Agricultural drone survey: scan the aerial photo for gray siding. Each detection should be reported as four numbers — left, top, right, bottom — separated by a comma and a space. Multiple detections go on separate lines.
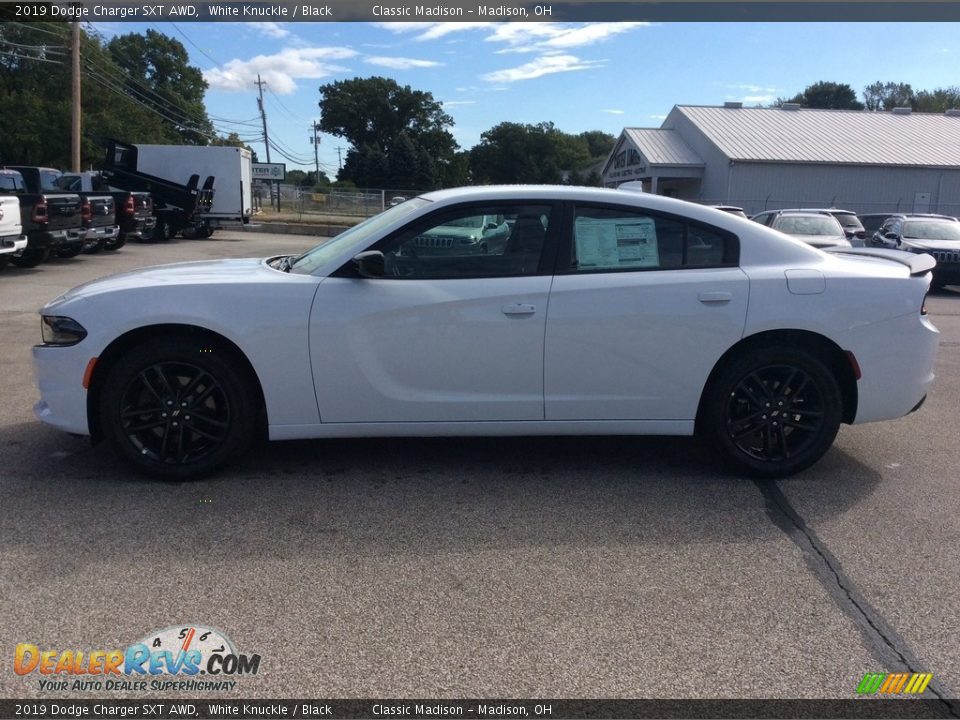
724, 164, 960, 216
663, 109, 733, 202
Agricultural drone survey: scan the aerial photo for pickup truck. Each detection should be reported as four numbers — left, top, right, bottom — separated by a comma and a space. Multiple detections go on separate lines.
57, 171, 154, 248
0, 195, 28, 270
0, 168, 84, 267
7, 166, 119, 256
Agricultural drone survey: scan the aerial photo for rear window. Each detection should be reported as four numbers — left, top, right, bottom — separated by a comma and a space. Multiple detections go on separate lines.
832, 212, 864, 231
775, 215, 843, 236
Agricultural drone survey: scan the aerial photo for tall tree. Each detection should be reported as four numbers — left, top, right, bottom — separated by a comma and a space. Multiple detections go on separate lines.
0, 23, 175, 166
469, 122, 601, 184
913, 87, 960, 113
318, 76, 457, 188
862, 81, 915, 111
107, 29, 213, 144
781, 81, 865, 110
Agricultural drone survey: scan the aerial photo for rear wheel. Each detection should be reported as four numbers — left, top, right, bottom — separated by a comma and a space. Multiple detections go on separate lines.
99, 337, 258, 480
0, 255, 8, 271
153, 218, 171, 242
103, 236, 126, 252
10, 247, 50, 268
701, 347, 842, 478
55, 244, 83, 259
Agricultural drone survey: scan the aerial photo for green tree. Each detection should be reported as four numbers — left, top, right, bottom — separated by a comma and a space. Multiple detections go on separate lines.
913, 87, 960, 113
578, 130, 617, 159
0, 23, 175, 167
318, 76, 457, 188
107, 29, 214, 144
862, 81, 915, 111
780, 81, 865, 110
469, 122, 598, 184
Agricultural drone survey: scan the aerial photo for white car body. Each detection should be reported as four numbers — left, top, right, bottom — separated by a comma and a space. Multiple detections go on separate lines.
33, 186, 939, 478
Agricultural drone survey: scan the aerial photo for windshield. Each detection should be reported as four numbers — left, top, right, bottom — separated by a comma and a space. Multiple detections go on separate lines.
903, 220, 960, 242
776, 215, 843, 236
289, 198, 430, 274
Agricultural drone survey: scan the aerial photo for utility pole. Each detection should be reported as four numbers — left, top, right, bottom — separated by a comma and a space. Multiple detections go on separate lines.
71, 21, 81, 172
254, 74, 273, 209
310, 121, 320, 181
335, 146, 344, 170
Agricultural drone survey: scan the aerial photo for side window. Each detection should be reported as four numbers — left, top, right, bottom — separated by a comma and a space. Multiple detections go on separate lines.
568, 206, 734, 273
378, 204, 553, 280
753, 212, 775, 227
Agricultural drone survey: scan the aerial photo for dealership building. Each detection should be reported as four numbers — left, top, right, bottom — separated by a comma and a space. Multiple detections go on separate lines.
602, 103, 960, 216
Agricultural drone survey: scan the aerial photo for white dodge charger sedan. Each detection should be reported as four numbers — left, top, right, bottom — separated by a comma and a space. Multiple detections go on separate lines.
33, 186, 939, 480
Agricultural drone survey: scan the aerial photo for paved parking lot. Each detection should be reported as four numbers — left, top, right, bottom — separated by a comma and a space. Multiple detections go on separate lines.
1, 230, 958, 705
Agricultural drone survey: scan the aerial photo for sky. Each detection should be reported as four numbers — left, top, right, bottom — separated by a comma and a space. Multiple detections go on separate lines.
91, 21, 960, 177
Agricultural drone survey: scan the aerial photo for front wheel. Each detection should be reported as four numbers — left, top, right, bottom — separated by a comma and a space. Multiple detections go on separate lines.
99, 337, 258, 480
700, 348, 842, 478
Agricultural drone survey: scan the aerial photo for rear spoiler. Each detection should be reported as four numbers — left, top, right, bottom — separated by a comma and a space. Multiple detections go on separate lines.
823, 247, 936, 276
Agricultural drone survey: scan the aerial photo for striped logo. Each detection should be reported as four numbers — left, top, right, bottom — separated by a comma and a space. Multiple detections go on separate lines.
857, 673, 933, 695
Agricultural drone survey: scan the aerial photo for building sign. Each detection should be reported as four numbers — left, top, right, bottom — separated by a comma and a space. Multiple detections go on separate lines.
252, 162, 286, 181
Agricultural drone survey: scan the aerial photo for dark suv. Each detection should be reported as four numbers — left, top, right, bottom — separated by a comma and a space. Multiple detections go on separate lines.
870, 214, 960, 289
753, 207, 866, 245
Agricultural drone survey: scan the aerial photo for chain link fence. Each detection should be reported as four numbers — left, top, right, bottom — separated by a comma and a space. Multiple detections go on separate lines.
253, 184, 428, 222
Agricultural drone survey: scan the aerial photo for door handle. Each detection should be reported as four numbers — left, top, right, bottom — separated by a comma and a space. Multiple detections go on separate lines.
698, 291, 732, 304
502, 303, 536, 316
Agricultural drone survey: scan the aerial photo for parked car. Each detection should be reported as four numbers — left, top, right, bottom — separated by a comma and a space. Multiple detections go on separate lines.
57, 171, 155, 248
858, 213, 894, 239
0, 168, 84, 267
707, 205, 748, 218
34, 186, 938, 480
408, 213, 511, 256
752, 210, 851, 249
753, 207, 865, 245
869, 214, 960, 289
0, 194, 28, 270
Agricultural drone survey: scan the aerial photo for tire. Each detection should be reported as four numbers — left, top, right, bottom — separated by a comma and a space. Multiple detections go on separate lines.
0, 255, 8, 271
99, 336, 258, 480
103, 236, 126, 252
56, 244, 83, 259
83, 239, 104, 254
931, 278, 947, 291
700, 347, 842, 478
10, 247, 50, 268
153, 218, 171, 242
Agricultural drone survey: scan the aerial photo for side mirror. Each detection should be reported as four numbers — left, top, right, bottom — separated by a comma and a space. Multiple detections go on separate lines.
353, 250, 385, 278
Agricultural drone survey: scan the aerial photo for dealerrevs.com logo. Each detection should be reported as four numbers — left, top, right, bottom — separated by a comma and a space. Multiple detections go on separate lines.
14, 625, 261, 693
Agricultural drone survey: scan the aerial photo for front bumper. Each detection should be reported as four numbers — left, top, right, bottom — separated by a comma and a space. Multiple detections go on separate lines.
33, 342, 92, 436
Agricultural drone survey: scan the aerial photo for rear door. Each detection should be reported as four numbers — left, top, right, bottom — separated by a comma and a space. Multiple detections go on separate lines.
544, 202, 749, 421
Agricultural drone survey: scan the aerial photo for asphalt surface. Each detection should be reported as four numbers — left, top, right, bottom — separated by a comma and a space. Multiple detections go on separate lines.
1, 231, 958, 704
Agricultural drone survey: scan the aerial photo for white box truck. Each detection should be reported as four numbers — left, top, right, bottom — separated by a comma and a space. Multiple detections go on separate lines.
131, 144, 253, 234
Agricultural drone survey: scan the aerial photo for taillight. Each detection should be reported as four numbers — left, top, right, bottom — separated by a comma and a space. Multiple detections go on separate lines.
921, 294, 928, 316
81, 199, 92, 224
31, 200, 48, 224
124, 195, 136, 217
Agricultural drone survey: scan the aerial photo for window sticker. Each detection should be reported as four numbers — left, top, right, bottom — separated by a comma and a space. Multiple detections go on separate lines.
575, 216, 659, 269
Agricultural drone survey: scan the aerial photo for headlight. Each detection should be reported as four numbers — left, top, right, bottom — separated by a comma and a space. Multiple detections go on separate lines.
41, 316, 87, 346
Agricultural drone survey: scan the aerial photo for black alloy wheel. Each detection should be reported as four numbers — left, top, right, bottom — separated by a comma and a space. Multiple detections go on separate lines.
100, 338, 257, 479
703, 348, 842, 478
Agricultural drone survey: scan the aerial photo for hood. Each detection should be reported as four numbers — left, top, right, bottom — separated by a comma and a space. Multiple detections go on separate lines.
50, 258, 272, 305
901, 238, 960, 252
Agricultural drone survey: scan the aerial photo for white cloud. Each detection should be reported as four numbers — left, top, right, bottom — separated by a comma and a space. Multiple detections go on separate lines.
443, 100, 477, 107
649, 114, 667, 120
486, 23, 648, 53
481, 54, 605, 83
603, 109, 625, 115
204, 47, 357, 94
364, 56, 443, 70
374, 22, 490, 41
247, 22, 291, 39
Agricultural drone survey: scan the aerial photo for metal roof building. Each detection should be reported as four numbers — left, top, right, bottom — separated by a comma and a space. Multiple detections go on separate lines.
602, 103, 960, 216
